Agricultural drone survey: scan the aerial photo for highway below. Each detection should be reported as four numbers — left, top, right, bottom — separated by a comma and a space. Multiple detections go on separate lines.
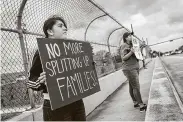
161, 54, 183, 105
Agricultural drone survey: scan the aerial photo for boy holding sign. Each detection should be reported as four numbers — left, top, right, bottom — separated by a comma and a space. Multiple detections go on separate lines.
27, 16, 86, 121
120, 32, 147, 112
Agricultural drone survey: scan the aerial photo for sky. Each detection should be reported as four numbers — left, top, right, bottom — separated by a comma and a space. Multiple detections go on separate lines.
94, 0, 183, 52
2, 0, 183, 73
3, 0, 183, 54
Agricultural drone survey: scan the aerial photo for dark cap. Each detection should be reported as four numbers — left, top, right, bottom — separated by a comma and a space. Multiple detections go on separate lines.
123, 32, 131, 38
123, 32, 132, 43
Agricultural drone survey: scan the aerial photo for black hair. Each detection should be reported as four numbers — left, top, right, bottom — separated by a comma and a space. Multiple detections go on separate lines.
43, 16, 67, 38
123, 32, 131, 43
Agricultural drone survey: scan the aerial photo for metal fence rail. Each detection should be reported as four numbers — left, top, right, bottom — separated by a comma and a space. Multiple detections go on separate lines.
1, 0, 144, 120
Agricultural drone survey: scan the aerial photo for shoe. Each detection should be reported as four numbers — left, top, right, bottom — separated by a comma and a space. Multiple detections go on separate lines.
140, 104, 147, 112
134, 104, 140, 108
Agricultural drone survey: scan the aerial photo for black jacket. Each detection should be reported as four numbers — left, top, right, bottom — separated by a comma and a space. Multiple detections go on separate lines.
27, 50, 47, 93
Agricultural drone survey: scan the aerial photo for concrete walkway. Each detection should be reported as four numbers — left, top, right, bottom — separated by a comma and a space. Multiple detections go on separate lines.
87, 59, 155, 121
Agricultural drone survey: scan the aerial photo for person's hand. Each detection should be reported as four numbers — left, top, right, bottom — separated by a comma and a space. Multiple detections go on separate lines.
33, 90, 38, 96
130, 47, 135, 53
38, 72, 46, 84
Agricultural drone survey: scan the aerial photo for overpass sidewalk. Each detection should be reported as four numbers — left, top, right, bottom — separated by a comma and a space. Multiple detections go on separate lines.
87, 59, 155, 121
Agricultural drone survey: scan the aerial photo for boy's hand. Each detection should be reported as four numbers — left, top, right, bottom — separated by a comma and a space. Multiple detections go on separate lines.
130, 47, 135, 53
38, 72, 46, 84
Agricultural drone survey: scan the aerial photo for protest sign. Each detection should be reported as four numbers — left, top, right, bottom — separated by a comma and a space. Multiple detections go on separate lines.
141, 41, 147, 59
142, 47, 147, 58
37, 38, 100, 110
132, 38, 143, 60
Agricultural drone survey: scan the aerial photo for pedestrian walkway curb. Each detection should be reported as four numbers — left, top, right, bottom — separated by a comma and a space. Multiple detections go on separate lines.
145, 58, 183, 121
160, 57, 183, 114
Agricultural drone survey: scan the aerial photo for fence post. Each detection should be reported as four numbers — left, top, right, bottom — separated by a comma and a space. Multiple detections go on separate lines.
17, 0, 35, 108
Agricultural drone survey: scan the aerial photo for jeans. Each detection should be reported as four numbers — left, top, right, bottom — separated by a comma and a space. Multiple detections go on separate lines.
123, 69, 143, 104
142, 60, 146, 68
43, 99, 86, 121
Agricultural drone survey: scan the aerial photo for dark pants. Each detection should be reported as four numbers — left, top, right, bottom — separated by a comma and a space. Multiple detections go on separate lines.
43, 99, 86, 121
123, 69, 143, 104
142, 60, 146, 68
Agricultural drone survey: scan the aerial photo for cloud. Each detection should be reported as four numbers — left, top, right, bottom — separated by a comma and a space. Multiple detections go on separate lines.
127, 13, 147, 27
96, 0, 183, 52
168, 12, 183, 25
123, 0, 160, 15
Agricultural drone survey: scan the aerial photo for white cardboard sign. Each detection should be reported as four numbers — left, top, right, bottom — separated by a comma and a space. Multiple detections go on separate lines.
132, 38, 143, 60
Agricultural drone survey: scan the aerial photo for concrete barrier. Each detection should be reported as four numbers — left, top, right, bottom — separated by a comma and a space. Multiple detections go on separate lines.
83, 69, 127, 115
145, 58, 183, 121
8, 59, 151, 121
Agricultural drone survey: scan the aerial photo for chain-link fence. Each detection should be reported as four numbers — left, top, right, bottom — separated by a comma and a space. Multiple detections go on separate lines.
1, 0, 147, 120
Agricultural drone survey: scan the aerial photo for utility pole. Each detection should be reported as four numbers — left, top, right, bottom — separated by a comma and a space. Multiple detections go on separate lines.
146, 38, 148, 45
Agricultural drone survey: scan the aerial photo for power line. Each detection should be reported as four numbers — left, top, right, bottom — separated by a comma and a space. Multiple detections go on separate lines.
149, 37, 183, 47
